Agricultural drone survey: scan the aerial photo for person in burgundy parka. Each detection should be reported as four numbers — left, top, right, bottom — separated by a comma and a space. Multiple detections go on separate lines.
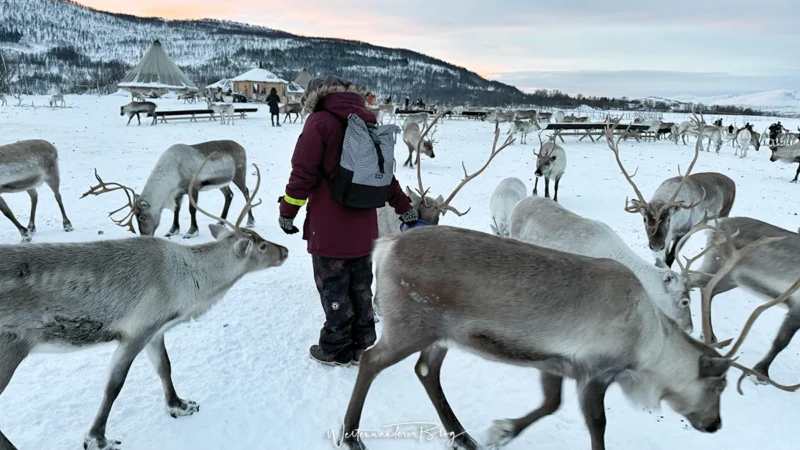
278, 75, 418, 366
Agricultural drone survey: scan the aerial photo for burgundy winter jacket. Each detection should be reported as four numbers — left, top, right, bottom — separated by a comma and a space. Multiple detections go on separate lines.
279, 86, 412, 259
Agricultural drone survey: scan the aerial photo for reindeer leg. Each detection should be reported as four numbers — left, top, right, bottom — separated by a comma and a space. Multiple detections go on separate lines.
553, 176, 561, 203
45, 176, 72, 232
544, 177, 550, 198
792, 163, 800, 183
146, 334, 199, 417
219, 186, 234, 221
84, 339, 149, 450
533, 178, 539, 196
166, 194, 183, 238
750, 310, 800, 383
414, 346, 480, 450
340, 333, 436, 450
26, 189, 38, 233
0, 196, 31, 243
579, 377, 613, 450
403, 152, 413, 168
489, 372, 563, 448
0, 335, 29, 450
664, 236, 682, 268
232, 175, 255, 227
126, 114, 133, 126
136, 112, 141, 126
184, 188, 200, 239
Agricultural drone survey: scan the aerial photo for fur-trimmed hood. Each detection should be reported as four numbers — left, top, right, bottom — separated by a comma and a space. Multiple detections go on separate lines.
301, 76, 368, 114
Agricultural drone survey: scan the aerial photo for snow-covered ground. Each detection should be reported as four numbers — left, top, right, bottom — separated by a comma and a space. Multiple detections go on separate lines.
0, 94, 799, 450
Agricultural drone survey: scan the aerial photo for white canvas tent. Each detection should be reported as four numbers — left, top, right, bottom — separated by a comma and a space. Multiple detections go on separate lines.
294, 69, 312, 89
118, 40, 198, 92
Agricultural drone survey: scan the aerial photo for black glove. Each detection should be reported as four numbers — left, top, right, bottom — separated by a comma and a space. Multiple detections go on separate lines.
398, 208, 418, 225
279, 216, 300, 235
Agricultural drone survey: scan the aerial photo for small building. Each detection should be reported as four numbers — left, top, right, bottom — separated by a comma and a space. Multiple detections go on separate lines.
118, 40, 198, 96
294, 68, 312, 90
232, 67, 288, 100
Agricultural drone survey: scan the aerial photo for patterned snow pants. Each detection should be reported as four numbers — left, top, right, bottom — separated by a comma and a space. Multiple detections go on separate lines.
312, 255, 376, 361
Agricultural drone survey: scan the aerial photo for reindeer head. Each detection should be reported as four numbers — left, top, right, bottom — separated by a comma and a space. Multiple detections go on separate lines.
660, 349, 730, 433
208, 224, 288, 270
654, 258, 693, 332
405, 186, 443, 224
769, 145, 781, 162
606, 115, 705, 256
534, 133, 559, 178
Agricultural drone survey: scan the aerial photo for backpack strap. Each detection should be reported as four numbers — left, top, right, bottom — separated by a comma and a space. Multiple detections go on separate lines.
320, 108, 387, 174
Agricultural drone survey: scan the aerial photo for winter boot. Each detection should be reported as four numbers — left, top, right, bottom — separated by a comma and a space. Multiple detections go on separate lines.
309, 345, 351, 367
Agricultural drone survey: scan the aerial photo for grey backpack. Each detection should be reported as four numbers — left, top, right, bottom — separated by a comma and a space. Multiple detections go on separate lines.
322, 108, 401, 209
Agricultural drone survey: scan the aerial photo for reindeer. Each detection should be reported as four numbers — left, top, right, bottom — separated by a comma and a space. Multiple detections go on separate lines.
0, 94, 6, 106
513, 110, 537, 121
178, 91, 198, 104
769, 142, 800, 182
401, 121, 436, 168
403, 112, 429, 129
206, 100, 235, 125
378, 117, 513, 236
574, 116, 590, 122
533, 133, 567, 202
48, 94, 65, 108
507, 119, 540, 144
483, 109, 515, 124
0, 158, 289, 450
675, 217, 800, 385
131, 92, 145, 102
552, 110, 566, 123
606, 117, 736, 267
735, 127, 752, 158
337, 224, 798, 450
536, 111, 553, 123
657, 122, 675, 140
0, 140, 73, 243
120, 101, 157, 126
81, 140, 256, 239
374, 102, 396, 124
510, 196, 692, 331
283, 102, 305, 124
489, 177, 527, 237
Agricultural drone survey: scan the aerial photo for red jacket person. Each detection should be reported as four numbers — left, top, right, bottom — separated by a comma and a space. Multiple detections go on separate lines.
278, 75, 417, 366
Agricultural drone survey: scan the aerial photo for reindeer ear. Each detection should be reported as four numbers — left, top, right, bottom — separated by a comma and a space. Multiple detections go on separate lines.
435, 195, 444, 204
233, 239, 253, 258
406, 188, 421, 203
699, 354, 732, 378
628, 199, 641, 208
550, 155, 557, 161
208, 223, 228, 239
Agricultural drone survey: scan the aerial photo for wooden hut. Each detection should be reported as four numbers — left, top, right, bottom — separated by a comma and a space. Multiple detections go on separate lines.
232, 68, 288, 101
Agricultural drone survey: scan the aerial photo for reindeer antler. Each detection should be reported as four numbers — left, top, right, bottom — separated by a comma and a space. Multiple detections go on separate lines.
656, 113, 705, 218
188, 152, 261, 230
440, 121, 514, 216
604, 120, 647, 213
414, 112, 445, 207
80, 169, 139, 234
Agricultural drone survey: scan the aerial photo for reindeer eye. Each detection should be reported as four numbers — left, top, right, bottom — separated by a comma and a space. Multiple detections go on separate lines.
258, 243, 268, 252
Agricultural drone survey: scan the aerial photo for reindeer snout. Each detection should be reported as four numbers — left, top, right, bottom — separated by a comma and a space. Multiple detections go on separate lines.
534, 170, 542, 177
278, 245, 289, 261
704, 418, 721, 433
429, 153, 435, 158
648, 241, 665, 252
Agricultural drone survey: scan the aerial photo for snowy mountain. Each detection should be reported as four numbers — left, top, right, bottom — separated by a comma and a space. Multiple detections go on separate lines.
0, 0, 527, 104
643, 90, 800, 115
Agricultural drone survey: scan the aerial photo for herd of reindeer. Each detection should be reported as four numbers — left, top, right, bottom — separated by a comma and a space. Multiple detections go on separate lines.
1, 101, 800, 450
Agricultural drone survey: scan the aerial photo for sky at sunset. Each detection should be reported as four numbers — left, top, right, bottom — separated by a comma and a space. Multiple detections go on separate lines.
77, 0, 800, 98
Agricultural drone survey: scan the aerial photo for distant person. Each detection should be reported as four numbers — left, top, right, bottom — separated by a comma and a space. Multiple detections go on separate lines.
404, 97, 409, 110
267, 87, 281, 127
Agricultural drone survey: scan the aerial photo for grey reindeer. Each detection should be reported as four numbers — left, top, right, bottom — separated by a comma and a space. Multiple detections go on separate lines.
401, 121, 436, 168
377, 116, 513, 237
679, 217, 800, 382
532, 132, 567, 202
510, 195, 693, 333
607, 118, 736, 267
0, 158, 288, 450
120, 101, 157, 126
0, 139, 73, 242
769, 142, 800, 182
337, 225, 798, 450
81, 140, 256, 238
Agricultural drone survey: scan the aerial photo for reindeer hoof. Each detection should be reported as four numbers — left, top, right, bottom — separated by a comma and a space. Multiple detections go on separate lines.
451, 433, 481, 450
64, 223, 73, 232
488, 419, 517, 448
19, 232, 32, 243
27, 225, 36, 234
182, 230, 199, 239
168, 399, 199, 418
84, 436, 122, 450
748, 373, 769, 386
339, 436, 368, 450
